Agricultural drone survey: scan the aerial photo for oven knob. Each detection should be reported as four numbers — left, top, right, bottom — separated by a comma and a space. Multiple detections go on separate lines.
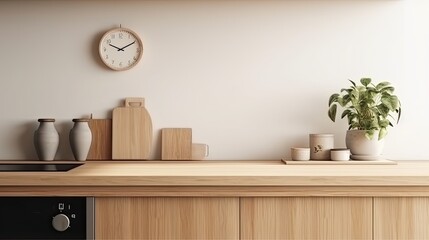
52, 213, 70, 232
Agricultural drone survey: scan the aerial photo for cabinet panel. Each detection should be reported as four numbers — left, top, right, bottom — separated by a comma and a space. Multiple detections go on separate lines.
241, 197, 372, 240
374, 197, 429, 239
95, 197, 239, 239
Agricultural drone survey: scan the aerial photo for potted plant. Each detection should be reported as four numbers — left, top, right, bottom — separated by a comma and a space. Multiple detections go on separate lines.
328, 78, 401, 160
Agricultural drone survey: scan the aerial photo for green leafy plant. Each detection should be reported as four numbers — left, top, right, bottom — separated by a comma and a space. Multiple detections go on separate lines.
328, 78, 401, 140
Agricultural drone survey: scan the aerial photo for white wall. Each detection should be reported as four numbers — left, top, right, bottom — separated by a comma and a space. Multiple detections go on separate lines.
0, 0, 425, 160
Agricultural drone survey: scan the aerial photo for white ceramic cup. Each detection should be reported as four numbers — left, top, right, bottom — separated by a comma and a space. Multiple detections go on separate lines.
192, 143, 209, 160
291, 147, 310, 161
330, 148, 350, 161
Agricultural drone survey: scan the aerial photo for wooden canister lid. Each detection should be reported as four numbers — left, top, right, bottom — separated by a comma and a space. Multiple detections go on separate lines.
38, 118, 55, 122
72, 118, 90, 122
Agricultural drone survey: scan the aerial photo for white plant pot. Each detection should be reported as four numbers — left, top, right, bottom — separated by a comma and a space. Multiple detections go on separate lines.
345, 130, 384, 160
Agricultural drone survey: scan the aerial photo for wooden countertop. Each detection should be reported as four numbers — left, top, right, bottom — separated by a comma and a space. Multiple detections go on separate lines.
1, 160, 429, 187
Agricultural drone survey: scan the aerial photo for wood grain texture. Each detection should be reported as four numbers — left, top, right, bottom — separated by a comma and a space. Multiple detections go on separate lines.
2, 160, 429, 187
5, 186, 429, 197
161, 128, 192, 160
87, 119, 112, 160
95, 197, 239, 239
241, 197, 372, 240
112, 100, 153, 160
374, 197, 429, 239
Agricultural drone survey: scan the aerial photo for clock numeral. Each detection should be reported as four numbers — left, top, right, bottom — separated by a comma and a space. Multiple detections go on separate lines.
119, 33, 123, 39
128, 60, 131, 66
136, 47, 140, 53
105, 54, 109, 59
103, 47, 107, 52
119, 62, 123, 67
106, 39, 111, 44
133, 56, 137, 61
111, 60, 115, 65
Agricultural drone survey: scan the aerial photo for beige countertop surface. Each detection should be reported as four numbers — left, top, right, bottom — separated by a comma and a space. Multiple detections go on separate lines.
1, 160, 429, 187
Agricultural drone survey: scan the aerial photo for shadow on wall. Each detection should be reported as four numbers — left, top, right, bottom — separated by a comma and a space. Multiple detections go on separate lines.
16, 121, 38, 160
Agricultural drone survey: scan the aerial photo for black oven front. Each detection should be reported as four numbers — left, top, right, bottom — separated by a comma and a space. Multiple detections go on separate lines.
0, 197, 94, 239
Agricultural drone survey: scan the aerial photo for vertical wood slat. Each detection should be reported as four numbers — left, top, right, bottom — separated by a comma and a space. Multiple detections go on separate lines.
374, 197, 429, 239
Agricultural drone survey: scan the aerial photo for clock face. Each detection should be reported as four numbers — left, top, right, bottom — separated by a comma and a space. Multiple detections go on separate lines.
99, 28, 143, 71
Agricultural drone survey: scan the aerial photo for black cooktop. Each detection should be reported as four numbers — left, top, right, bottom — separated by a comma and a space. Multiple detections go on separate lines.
0, 164, 83, 172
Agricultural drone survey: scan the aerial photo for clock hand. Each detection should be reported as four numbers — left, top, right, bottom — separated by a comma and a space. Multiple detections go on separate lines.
118, 41, 136, 51
109, 44, 124, 51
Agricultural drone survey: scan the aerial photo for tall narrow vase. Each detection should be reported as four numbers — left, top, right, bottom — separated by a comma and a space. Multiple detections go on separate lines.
34, 118, 59, 161
69, 119, 92, 161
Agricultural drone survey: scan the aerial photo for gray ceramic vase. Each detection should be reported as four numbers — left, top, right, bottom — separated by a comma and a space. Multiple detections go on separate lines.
34, 118, 59, 161
69, 118, 92, 161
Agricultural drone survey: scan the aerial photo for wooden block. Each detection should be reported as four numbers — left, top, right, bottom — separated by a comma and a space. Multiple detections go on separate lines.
87, 119, 112, 160
162, 128, 192, 160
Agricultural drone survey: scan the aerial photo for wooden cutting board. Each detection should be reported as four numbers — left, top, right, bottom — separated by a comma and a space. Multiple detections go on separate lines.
112, 98, 153, 160
161, 128, 192, 160
87, 119, 112, 160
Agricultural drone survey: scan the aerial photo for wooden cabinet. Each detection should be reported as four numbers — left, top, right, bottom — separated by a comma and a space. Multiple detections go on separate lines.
240, 197, 372, 240
95, 197, 239, 239
93, 196, 429, 240
374, 197, 429, 240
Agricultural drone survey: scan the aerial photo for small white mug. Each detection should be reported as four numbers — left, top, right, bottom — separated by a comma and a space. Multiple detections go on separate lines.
330, 148, 350, 161
192, 143, 209, 160
291, 147, 310, 161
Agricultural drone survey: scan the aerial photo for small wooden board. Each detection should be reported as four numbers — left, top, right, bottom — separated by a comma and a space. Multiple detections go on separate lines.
161, 128, 192, 160
87, 119, 112, 160
281, 159, 397, 165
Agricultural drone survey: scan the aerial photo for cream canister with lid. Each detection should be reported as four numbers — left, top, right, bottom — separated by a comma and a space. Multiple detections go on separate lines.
309, 134, 334, 160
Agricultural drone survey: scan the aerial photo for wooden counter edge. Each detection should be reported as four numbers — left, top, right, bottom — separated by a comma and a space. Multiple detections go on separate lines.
2, 186, 429, 197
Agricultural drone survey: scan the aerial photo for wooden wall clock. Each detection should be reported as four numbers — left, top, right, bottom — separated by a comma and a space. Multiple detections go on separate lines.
99, 27, 143, 71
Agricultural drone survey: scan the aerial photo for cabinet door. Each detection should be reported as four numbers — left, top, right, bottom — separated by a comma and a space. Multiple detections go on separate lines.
241, 197, 372, 240
95, 197, 239, 240
374, 197, 429, 239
